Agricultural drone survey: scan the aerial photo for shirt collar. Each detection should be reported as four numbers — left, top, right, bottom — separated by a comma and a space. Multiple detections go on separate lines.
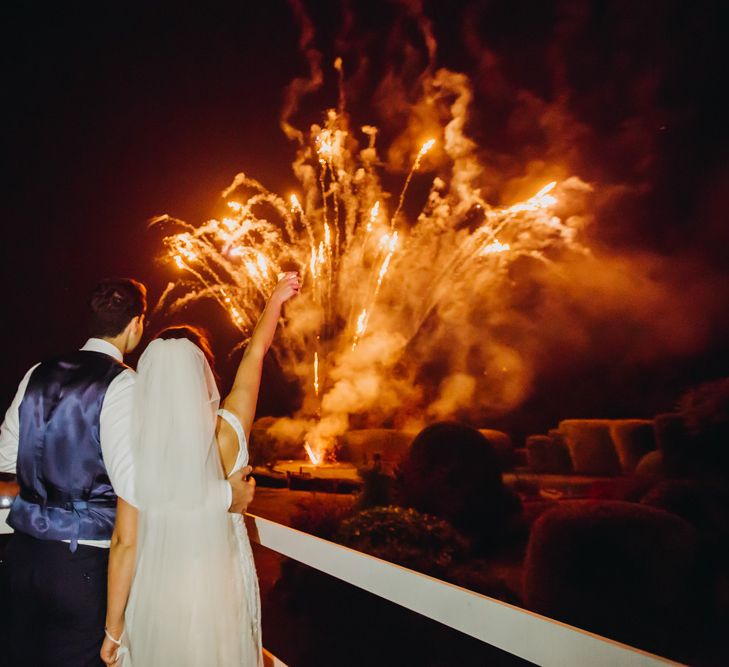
80, 338, 124, 363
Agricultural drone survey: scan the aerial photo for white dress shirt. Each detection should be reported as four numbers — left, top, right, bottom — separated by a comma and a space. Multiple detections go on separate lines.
0, 338, 233, 547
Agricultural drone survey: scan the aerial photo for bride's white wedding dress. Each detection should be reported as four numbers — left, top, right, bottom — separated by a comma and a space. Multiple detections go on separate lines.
119, 339, 262, 666
218, 407, 263, 665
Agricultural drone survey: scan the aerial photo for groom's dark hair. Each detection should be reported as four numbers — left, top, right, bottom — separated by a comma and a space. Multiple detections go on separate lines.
88, 278, 147, 337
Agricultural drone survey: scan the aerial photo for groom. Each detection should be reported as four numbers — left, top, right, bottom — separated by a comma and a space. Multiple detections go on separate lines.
0, 278, 256, 667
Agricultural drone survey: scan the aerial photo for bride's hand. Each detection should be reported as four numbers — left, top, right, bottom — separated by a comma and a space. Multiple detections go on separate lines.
100, 631, 122, 666
270, 272, 300, 306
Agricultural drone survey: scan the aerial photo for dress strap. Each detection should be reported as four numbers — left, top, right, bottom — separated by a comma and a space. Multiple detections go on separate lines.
217, 408, 249, 472
217, 408, 246, 448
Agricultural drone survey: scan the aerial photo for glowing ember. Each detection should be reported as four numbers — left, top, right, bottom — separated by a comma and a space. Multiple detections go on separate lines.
313, 352, 319, 397
416, 138, 435, 164
356, 309, 367, 335
304, 441, 320, 465
507, 181, 558, 213
370, 201, 380, 222
481, 239, 511, 255
351, 308, 368, 350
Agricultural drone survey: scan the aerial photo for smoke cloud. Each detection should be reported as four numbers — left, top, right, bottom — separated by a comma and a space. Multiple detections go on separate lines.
157, 1, 727, 457
268, 1, 728, 448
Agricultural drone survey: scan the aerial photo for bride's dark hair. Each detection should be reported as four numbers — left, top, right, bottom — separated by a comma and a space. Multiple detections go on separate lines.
154, 325, 220, 388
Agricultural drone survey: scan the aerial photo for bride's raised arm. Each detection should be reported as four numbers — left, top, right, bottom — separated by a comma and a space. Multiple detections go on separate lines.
220, 272, 300, 445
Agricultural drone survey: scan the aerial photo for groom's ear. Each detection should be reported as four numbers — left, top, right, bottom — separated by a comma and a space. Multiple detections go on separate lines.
124, 314, 145, 353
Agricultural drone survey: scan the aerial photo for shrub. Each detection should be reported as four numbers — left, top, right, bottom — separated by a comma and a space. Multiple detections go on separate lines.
289, 495, 357, 541
558, 419, 621, 475
678, 377, 729, 436
526, 434, 572, 473
523, 500, 703, 660
641, 480, 729, 539
275, 504, 524, 665
609, 419, 656, 473
676, 377, 729, 479
395, 421, 522, 553
635, 449, 665, 476
336, 506, 468, 577
477, 429, 515, 471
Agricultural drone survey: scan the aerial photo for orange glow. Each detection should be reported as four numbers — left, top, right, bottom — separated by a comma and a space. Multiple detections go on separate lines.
313, 352, 319, 397
351, 308, 368, 350
481, 239, 511, 255
310, 247, 317, 278
370, 201, 380, 221
418, 138, 435, 159
244, 260, 259, 280
507, 181, 558, 213
304, 441, 320, 465
316, 129, 334, 162
256, 253, 268, 274
366, 201, 379, 232
356, 309, 367, 335
155, 101, 583, 463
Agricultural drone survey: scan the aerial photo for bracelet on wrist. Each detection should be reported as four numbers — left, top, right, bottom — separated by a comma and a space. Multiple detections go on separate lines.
104, 627, 124, 646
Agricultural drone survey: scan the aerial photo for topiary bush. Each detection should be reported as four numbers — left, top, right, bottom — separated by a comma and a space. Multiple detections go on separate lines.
523, 500, 703, 661
336, 506, 468, 577
641, 479, 729, 539
609, 419, 656, 473
557, 419, 622, 475
395, 421, 522, 554
525, 434, 573, 473
478, 429, 515, 471
635, 449, 665, 476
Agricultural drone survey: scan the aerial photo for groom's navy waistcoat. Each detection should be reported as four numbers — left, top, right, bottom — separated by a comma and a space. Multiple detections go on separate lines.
8, 350, 126, 551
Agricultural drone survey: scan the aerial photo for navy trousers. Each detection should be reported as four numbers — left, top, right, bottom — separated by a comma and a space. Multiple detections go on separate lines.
3, 531, 108, 667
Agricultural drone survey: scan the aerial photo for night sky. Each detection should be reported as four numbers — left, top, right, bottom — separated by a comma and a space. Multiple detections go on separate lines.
2, 0, 728, 433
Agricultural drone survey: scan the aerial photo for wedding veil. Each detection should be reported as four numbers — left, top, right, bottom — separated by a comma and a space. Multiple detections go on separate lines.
123, 338, 243, 666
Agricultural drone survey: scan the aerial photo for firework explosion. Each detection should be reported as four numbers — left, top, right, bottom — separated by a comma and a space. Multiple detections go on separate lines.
154, 72, 591, 463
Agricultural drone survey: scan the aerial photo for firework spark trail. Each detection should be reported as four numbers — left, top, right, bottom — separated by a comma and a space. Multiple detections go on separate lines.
390, 139, 435, 231
155, 87, 589, 462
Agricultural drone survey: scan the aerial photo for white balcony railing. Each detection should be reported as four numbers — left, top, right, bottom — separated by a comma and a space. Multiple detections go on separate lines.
1, 507, 685, 667
244, 513, 683, 667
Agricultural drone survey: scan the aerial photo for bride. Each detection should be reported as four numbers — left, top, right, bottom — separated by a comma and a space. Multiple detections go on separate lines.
101, 272, 300, 666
